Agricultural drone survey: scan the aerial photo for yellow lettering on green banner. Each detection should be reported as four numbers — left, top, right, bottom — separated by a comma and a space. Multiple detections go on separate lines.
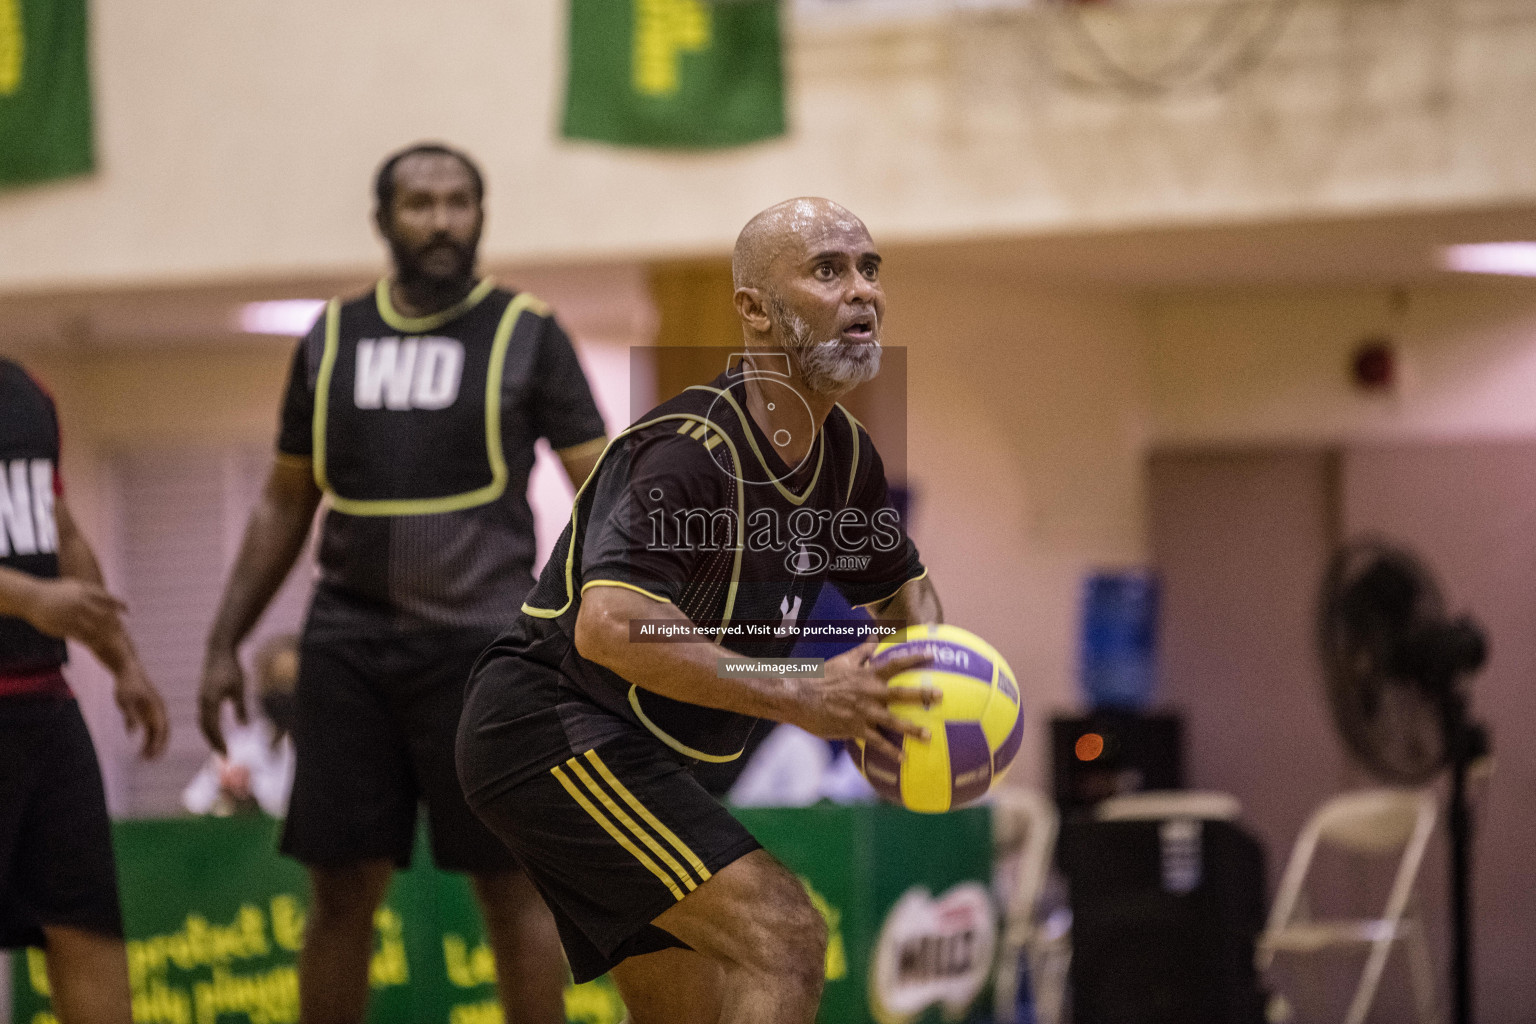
133, 977, 193, 1024
26, 948, 51, 996
0, 0, 21, 97
191, 965, 297, 1024
442, 934, 497, 988
270, 894, 306, 952
368, 907, 409, 988
449, 1001, 503, 1024
799, 876, 848, 981
564, 976, 627, 1024
632, 0, 710, 98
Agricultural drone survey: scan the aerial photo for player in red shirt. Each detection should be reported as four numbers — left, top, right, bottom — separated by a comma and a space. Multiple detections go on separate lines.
0, 357, 168, 1024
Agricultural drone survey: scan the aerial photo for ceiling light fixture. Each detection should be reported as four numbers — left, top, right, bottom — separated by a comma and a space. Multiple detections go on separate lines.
237, 299, 327, 335
1443, 243, 1536, 277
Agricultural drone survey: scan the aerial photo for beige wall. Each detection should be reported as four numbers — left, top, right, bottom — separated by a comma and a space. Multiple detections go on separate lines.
882, 261, 1152, 788
1149, 278, 1536, 446
1, 0, 1533, 291
5, 258, 1155, 795
17, 262, 1536, 801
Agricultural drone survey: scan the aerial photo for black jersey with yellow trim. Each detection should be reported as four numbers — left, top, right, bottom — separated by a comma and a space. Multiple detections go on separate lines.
501, 366, 925, 763
0, 359, 67, 675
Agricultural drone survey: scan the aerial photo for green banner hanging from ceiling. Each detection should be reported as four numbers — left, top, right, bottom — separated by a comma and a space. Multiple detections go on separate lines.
562, 0, 785, 150
0, 0, 93, 187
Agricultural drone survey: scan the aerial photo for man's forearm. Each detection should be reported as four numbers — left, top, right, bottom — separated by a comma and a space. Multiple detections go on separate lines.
0, 565, 42, 620
576, 589, 800, 721
871, 574, 942, 628
206, 475, 318, 652
55, 502, 140, 674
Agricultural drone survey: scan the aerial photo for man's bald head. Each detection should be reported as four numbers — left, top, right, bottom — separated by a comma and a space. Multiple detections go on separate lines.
730, 198, 886, 397
732, 197, 871, 291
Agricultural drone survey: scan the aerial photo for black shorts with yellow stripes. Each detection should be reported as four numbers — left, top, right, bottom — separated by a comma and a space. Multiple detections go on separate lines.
456, 656, 761, 983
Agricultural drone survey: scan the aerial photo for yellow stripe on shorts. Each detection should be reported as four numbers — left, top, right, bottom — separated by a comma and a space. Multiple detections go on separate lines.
550, 763, 685, 900
584, 750, 712, 883
567, 760, 700, 893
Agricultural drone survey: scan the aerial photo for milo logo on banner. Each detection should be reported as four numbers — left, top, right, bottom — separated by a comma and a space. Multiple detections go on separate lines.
869, 883, 997, 1024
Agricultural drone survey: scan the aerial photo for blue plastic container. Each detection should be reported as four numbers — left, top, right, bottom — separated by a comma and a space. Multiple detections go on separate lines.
1079, 570, 1161, 710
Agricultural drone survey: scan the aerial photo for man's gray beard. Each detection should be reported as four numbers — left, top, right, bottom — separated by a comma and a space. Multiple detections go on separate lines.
767, 294, 881, 396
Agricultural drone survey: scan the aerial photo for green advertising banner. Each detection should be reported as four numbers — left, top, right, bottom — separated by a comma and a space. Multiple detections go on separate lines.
0, 0, 93, 186
11, 806, 995, 1024
562, 0, 785, 149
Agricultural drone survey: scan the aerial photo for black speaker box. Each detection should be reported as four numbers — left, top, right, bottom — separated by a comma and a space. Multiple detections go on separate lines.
1058, 817, 1268, 1024
1051, 712, 1183, 813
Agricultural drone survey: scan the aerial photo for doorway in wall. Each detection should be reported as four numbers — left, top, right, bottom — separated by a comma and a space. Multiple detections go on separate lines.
1149, 443, 1536, 1024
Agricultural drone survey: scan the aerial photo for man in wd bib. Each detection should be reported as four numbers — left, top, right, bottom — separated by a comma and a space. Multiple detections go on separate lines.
199, 144, 606, 1024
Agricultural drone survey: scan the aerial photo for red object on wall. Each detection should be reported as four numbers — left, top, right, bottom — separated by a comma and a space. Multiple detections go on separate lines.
1351, 335, 1397, 391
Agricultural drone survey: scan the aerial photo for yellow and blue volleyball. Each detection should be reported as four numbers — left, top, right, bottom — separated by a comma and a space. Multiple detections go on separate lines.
854, 623, 1023, 814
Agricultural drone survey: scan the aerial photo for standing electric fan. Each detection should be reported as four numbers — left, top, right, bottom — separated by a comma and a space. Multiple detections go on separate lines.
1317, 539, 1491, 1024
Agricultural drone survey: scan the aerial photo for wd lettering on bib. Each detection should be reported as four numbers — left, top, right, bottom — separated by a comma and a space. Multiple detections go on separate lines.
0, 459, 56, 557
354, 337, 464, 411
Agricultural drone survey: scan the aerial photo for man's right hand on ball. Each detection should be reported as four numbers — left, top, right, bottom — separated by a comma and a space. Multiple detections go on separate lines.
782, 636, 939, 764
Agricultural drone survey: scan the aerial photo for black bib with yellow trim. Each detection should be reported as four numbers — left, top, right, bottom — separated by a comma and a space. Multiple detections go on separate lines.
313, 279, 548, 516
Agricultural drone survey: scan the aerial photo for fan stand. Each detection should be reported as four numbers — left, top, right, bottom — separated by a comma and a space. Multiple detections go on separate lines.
1443, 689, 1489, 1024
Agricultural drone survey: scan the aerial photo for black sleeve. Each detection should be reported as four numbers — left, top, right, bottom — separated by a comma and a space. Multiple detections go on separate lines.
828, 432, 926, 608
18, 365, 65, 495
579, 432, 734, 605
529, 316, 606, 451
275, 330, 317, 457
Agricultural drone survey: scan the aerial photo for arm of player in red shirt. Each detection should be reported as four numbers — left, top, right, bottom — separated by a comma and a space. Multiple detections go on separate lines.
54, 496, 171, 760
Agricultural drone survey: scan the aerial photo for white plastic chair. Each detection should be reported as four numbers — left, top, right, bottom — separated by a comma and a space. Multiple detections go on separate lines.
992, 789, 1069, 1024
1257, 788, 1438, 1024
1096, 789, 1242, 822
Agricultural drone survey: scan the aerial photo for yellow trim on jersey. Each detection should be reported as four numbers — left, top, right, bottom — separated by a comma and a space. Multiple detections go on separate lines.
274, 451, 313, 469
521, 411, 746, 632
555, 435, 610, 461
374, 276, 499, 333
580, 579, 671, 604
312, 291, 543, 516
628, 686, 744, 763
551, 764, 685, 900
310, 298, 343, 498
585, 750, 712, 882
851, 567, 929, 610
684, 385, 824, 507
837, 404, 863, 505
566, 759, 700, 893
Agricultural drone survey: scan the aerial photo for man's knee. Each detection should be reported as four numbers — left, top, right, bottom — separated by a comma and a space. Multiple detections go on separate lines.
772, 888, 828, 987
654, 850, 827, 990
729, 859, 827, 983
